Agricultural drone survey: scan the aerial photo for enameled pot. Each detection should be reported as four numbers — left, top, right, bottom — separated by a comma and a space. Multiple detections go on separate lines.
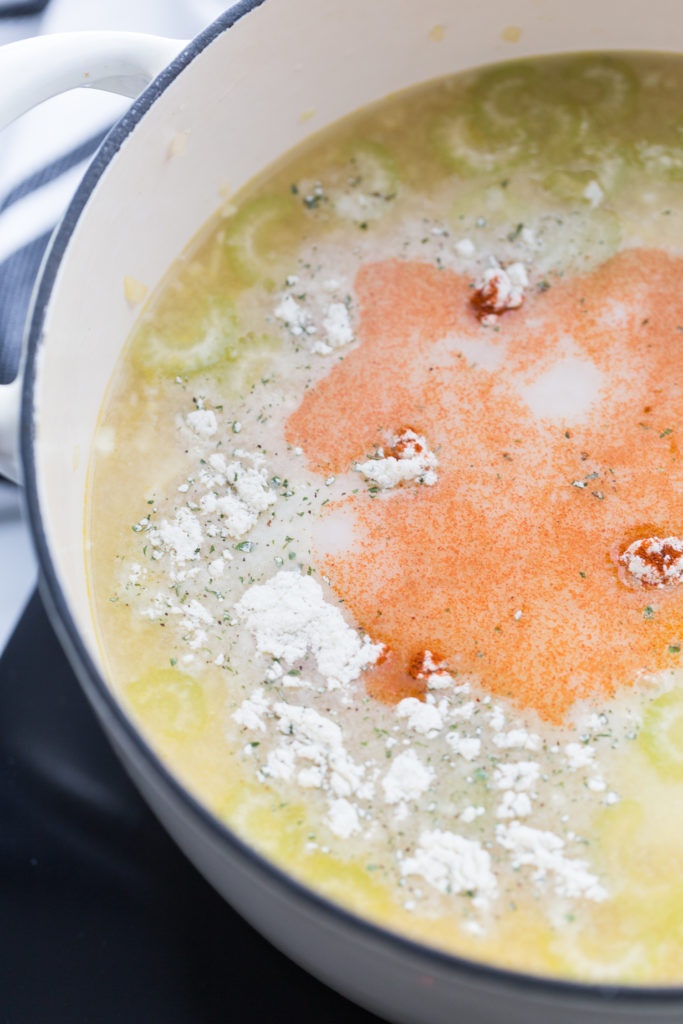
3, 3, 683, 1021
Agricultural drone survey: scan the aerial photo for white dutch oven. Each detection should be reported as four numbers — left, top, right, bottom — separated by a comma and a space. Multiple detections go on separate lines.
3, 2, 683, 1021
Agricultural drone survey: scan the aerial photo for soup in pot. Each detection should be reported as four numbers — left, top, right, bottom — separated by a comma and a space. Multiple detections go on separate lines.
88, 52, 683, 982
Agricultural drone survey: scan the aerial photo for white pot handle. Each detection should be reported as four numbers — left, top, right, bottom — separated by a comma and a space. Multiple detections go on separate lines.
0, 30, 188, 482
0, 31, 186, 129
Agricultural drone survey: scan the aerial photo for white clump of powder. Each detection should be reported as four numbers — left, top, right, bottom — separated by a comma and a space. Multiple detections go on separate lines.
496, 821, 607, 902
446, 733, 481, 762
233, 686, 271, 732
273, 294, 312, 336
266, 702, 368, 800
565, 742, 595, 771
488, 705, 506, 732
177, 598, 214, 649
186, 408, 218, 437
354, 429, 438, 489
426, 670, 454, 690
493, 761, 540, 791
153, 507, 203, 563
321, 302, 354, 350
382, 749, 434, 804
493, 729, 542, 752
472, 262, 528, 325
274, 287, 355, 355
401, 829, 498, 905
326, 797, 361, 838
454, 238, 476, 258
213, 457, 277, 538
128, 563, 145, 585
619, 536, 683, 587
234, 571, 383, 689
460, 805, 485, 824
496, 790, 533, 819
150, 449, 276, 566
395, 697, 444, 736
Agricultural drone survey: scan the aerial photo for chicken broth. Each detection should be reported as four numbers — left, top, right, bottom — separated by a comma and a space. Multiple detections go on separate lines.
89, 53, 683, 982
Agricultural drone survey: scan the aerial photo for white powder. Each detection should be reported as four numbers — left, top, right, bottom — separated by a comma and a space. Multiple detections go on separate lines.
274, 286, 355, 355
274, 294, 311, 336
181, 599, 214, 626
266, 702, 368, 801
472, 263, 527, 324
153, 507, 203, 563
454, 238, 476, 257
426, 670, 454, 690
493, 729, 542, 752
177, 598, 214, 649
186, 409, 218, 437
214, 493, 257, 538
234, 571, 383, 689
446, 733, 481, 762
496, 790, 533, 819
233, 686, 271, 732
450, 700, 477, 722
298, 765, 325, 788
488, 706, 506, 732
619, 536, 683, 587
327, 797, 361, 838
209, 457, 277, 539
382, 749, 434, 804
401, 829, 498, 905
355, 429, 438, 489
263, 743, 297, 781
228, 459, 276, 513
565, 743, 595, 771
128, 563, 144, 585
496, 821, 607, 902
321, 302, 354, 349
396, 697, 444, 735
493, 761, 540, 791
149, 448, 276, 572
460, 805, 485, 824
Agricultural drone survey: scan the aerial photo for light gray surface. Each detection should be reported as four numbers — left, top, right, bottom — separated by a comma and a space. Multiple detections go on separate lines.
0, 480, 36, 655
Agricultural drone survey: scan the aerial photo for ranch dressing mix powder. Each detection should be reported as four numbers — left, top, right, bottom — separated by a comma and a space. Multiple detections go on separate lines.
88, 54, 683, 982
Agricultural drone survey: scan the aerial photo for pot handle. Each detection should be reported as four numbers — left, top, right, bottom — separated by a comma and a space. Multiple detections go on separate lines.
0, 31, 186, 129
0, 30, 188, 482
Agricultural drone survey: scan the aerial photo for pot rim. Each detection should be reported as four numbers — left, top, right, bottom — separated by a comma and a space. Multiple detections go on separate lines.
19, 0, 683, 1007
